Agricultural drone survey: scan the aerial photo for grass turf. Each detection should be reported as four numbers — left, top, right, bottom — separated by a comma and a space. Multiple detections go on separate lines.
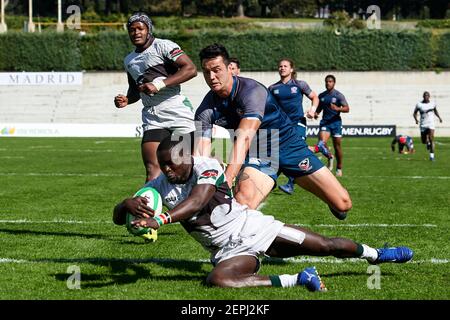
0, 137, 449, 300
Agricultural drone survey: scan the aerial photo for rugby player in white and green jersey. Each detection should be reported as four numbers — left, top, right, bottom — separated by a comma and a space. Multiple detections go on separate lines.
114, 12, 197, 182
113, 136, 413, 291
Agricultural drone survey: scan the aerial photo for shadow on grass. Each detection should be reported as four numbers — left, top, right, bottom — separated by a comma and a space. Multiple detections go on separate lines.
52, 257, 208, 288
0, 227, 177, 241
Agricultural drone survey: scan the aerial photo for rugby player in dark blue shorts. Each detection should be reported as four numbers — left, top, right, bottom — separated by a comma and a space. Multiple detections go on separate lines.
194, 44, 351, 220
316, 75, 350, 177
269, 58, 333, 195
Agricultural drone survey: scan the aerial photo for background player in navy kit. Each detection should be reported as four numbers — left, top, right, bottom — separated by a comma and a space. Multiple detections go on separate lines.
391, 135, 415, 154
229, 57, 241, 76
114, 12, 197, 182
413, 91, 443, 161
269, 58, 333, 195
315, 75, 350, 177
194, 44, 351, 220
113, 137, 413, 290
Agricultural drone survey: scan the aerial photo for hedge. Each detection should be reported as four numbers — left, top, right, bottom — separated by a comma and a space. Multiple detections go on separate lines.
0, 29, 448, 71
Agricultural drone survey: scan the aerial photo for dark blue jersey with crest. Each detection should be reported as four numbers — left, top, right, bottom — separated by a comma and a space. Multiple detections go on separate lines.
268, 79, 312, 124
318, 89, 348, 125
195, 76, 297, 147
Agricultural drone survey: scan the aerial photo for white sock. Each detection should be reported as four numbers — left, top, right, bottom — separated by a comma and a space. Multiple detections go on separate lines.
360, 244, 379, 262
279, 274, 298, 288
430, 153, 435, 159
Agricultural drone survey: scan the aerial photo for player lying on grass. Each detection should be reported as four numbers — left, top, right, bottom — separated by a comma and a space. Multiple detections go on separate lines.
113, 136, 414, 291
391, 135, 415, 154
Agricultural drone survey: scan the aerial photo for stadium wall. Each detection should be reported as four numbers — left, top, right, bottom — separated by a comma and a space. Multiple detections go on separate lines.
0, 71, 449, 137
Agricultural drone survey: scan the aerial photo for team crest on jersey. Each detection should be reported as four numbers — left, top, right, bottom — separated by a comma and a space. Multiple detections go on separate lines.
298, 158, 312, 171
291, 87, 298, 94
273, 89, 279, 95
200, 169, 219, 180
332, 98, 337, 103
169, 48, 184, 59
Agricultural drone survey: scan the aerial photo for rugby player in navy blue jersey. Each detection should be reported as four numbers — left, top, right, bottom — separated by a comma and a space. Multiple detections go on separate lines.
315, 75, 350, 177
269, 58, 333, 195
194, 44, 351, 220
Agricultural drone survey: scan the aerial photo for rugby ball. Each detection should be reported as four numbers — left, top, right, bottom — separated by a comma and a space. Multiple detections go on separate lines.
126, 187, 162, 242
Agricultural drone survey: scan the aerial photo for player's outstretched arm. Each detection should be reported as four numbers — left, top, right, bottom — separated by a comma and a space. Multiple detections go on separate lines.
132, 184, 216, 229
225, 118, 260, 187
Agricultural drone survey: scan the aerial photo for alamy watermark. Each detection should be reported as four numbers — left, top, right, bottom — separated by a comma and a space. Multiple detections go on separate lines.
66, 265, 81, 290
367, 265, 381, 290
66, 5, 81, 30
366, 5, 381, 30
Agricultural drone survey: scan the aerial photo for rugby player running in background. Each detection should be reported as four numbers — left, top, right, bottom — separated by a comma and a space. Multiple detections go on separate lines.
229, 57, 241, 76
269, 58, 333, 195
315, 75, 350, 177
413, 91, 443, 161
114, 12, 197, 182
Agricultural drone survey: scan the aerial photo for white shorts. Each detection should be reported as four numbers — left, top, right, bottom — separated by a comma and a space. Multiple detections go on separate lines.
420, 126, 435, 133
142, 95, 195, 134
210, 210, 284, 266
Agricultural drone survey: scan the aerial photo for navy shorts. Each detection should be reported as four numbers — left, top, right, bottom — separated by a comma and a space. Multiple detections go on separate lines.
320, 121, 343, 138
242, 139, 324, 182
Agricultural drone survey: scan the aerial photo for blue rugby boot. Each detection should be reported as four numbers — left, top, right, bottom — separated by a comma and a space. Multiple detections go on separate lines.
297, 266, 327, 292
317, 140, 333, 160
370, 246, 414, 264
279, 177, 294, 195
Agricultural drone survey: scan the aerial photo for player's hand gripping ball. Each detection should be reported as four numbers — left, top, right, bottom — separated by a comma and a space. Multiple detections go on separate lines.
126, 187, 162, 242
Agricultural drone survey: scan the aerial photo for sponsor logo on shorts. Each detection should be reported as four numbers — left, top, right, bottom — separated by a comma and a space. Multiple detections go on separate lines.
299, 158, 312, 171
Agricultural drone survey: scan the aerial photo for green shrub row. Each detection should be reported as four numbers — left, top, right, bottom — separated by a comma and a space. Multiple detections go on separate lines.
0, 29, 448, 71
417, 19, 450, 29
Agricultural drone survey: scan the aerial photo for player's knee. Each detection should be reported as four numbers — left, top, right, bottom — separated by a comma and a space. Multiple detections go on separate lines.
235, 191, 258, 210
206, 272, 237, 288
335, 194, 352, 212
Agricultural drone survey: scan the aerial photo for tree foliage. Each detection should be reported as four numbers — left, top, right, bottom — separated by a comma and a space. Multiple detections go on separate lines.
4, 0, 449, 19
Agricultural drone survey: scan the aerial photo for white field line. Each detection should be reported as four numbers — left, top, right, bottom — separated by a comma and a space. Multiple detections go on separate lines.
0, 219, 110, 224
0, 148, 137, 153
0, 156, 25, 159
0, 219, 438, 228
351, 176, 450, 180
0, 172, 140, 177
1, 172, 448, 179
0, 256, 447, 265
